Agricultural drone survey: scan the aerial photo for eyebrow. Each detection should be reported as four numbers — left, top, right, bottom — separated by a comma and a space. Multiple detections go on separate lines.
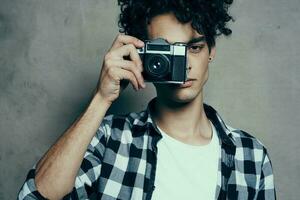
186, 36, 206, 45
170, 36, 206, 46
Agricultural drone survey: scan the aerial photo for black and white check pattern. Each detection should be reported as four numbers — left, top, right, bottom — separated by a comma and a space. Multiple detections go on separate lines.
18, 98, 276, 199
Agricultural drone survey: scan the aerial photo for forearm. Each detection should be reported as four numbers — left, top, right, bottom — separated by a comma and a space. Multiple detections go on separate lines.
35, 92, 111, 199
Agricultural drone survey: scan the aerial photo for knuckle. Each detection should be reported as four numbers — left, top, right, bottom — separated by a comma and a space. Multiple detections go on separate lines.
134, 61, 142, 72
117, 34, 123, 40
133, 68, 141, 76
107, 67, 115, 76
133, 64, 141, 74
130, 73, 136, 81
128, 43, 135, 50
128, 62, 135, 70
104, 52, 112, 61
128, 72, 133, 78
105, 59, 112, 66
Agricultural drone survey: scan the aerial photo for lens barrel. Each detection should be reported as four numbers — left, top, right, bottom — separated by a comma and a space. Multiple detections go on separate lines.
146, 54, 170, 78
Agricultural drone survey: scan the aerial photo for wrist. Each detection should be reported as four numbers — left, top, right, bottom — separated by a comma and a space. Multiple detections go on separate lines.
92, 92, 112, 109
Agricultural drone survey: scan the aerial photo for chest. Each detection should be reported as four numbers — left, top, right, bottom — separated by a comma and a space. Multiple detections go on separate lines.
95, 138, 259, 200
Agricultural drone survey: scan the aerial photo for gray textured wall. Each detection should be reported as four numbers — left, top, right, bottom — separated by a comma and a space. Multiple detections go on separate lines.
0, 0, 299, 199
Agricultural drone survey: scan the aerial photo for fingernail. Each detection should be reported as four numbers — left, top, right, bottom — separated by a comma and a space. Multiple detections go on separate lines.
138, 40, 144, 46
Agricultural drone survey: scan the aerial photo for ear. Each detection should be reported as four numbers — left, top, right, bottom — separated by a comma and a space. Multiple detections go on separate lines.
209, 46, 216, 62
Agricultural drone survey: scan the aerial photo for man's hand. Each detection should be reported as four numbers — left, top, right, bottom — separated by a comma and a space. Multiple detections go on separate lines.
95, 34, 146, 105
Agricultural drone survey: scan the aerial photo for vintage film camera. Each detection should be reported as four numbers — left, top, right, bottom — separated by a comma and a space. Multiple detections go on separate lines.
137, 38, 188, 84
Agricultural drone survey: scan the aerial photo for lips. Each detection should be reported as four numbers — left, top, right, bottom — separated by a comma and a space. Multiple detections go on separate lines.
178, 78, 196, 88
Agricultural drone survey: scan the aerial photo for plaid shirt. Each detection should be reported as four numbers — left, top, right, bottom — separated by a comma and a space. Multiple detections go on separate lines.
18, 98, 276, 200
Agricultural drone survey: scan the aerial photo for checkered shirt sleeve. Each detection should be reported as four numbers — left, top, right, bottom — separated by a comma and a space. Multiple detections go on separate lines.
257, 148, 276, 199
17, 120, 108, 200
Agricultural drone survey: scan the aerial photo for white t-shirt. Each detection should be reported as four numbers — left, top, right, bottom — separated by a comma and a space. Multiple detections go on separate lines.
152, 120, 220, 200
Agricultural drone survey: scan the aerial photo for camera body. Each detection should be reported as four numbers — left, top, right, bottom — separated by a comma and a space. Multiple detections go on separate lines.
137, 38, 188, 84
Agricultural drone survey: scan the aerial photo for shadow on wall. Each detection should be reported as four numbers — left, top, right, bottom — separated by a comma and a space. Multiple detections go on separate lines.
107, 84, 156, 115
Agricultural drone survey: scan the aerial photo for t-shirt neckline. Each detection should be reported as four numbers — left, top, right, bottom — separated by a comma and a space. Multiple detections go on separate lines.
156, 120, 218, 150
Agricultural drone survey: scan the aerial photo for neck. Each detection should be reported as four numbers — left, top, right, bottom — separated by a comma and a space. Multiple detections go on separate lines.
152, 92, 212, 144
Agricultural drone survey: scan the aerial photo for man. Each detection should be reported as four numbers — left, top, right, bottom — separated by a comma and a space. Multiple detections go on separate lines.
18, 0, 276, 199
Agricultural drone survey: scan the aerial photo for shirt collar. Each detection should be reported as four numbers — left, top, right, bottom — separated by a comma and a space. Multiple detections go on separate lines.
140, 97, 236, 147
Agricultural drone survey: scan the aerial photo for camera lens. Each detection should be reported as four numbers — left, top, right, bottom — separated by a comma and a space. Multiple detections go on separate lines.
146, 55, 169, 77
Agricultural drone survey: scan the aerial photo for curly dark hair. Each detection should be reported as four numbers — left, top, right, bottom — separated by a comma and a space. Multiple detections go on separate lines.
117, 0, 234, 50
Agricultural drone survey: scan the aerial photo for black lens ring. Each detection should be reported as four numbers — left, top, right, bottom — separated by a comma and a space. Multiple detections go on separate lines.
145, 54, 170, 78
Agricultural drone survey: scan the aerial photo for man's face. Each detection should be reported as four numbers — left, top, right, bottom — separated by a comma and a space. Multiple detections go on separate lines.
147, 13, 216, 104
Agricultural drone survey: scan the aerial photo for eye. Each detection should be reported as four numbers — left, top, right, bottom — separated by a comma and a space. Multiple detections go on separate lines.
188, 44, 205, 53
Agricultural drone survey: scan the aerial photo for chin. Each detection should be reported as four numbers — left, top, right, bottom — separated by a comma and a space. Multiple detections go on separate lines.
170, 89, 200, 103
155, 83, 202, 104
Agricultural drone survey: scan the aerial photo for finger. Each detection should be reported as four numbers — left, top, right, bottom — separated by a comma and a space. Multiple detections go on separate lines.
118, 69, 139, 90
114, 68, 140, 91
109, 59, 145, 88
110, 44, 143, 72
111, 33, 144, 50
